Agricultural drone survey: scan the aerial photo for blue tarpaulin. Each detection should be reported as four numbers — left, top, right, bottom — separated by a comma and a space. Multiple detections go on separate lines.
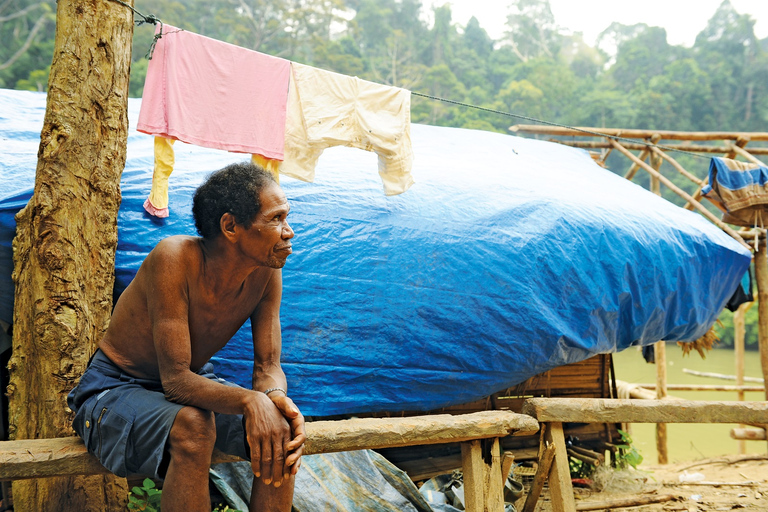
0, 89, 752, 417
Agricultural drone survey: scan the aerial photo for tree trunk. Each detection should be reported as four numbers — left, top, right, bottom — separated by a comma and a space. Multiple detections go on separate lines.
7, 0, 134, 510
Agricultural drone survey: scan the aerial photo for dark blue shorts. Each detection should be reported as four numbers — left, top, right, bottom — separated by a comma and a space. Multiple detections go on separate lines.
66, 350, 249, 478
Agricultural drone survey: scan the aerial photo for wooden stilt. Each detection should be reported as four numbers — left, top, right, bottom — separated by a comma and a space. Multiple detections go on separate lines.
734, 302, 750, 454
460, 438, 506, 512
655, 340, 668, 464
648, 150, 669, 464
486, 438, 505, 512
461, 440, 486, 512
755, 242, 768, 453
544, 422, 577, 512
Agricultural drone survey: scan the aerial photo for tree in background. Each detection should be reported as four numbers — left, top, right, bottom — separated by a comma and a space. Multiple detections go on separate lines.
0, 0, 55, 89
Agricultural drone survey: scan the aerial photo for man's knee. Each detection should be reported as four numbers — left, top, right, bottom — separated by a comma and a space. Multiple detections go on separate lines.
167, 406, 216, 460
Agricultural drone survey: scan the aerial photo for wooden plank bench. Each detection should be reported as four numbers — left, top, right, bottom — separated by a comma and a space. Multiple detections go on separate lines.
0, 410, 539, 512
520, 398, 768, 512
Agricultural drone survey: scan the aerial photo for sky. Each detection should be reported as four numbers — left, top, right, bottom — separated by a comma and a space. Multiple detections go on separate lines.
422, 0, 768, 47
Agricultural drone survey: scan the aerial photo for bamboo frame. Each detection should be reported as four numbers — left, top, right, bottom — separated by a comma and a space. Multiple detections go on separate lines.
510, 125, 768, 141
608, 139, 751, 250
548, 140, 768, 155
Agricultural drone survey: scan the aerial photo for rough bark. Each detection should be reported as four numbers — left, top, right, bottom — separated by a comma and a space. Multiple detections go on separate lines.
8, 0, 134, 509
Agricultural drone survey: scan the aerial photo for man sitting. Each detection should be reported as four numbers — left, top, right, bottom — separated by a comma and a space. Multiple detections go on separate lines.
68, 162, 304, 512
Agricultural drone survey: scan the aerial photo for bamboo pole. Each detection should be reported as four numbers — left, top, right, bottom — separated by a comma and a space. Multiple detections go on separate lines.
682, 369, 764, 382
724, 136, 750, 160
510, 125, 768, 141
735, 302, 749, 454
549, 140, 768, 155
635, 384, 764, 392
609, 139, 751, 251
729, 143, 766, 166
624, 147, 650, 181
684, 176, 708, 211
650, 146, 704, 185
731, 428, 767, 441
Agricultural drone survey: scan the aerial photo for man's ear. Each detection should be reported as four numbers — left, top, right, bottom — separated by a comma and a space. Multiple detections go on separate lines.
220, 212, 238, 242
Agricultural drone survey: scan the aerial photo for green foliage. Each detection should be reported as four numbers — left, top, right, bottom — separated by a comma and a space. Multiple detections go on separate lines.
568, 456, 595, 479
614, 429, 643, 469
128, 478, 162, 512
3, 0, 768, 139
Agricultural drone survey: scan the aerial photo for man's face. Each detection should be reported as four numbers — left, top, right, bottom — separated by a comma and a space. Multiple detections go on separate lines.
241, 182, 294, 268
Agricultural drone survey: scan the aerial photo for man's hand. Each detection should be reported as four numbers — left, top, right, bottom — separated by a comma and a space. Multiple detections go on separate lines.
270, 394, 305, 481
243, 392, 294, 487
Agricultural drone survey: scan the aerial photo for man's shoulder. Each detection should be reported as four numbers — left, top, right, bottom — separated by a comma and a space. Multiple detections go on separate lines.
152, 235, 200, 254
145, 235, 202, 270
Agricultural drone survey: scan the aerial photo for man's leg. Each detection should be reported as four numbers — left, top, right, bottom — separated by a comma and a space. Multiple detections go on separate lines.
250, 474, 295, 512
162, 406, 217, 512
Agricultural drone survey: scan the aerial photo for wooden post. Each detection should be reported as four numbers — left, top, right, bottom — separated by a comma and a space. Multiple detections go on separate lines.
755, 242, 768, 452
461, 441, 485, 512
655, 340, 668, 464
734, 302, 750, 454
460, 438, 506, 512
486, 438, 505, 512
649, 148, 668, 464
544, 422, 577, 512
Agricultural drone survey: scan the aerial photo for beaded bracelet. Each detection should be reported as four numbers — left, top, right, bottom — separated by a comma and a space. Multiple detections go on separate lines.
263, 387, 287, 396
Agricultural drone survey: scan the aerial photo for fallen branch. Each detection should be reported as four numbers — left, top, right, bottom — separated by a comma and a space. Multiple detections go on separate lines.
575, 493, 679, 510
669, 481, 759, 487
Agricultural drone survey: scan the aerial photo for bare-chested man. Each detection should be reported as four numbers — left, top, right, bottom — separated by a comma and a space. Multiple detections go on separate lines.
67, 163, 304, 512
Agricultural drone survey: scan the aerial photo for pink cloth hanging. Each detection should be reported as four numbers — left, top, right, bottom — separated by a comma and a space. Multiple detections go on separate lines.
137, 24, 290, 159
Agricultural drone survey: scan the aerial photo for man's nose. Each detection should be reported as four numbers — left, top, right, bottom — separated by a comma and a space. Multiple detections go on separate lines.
283, 221, 294, 239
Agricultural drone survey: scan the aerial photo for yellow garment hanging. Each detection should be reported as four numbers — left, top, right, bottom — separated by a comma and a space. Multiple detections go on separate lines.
144, 137, 176, 218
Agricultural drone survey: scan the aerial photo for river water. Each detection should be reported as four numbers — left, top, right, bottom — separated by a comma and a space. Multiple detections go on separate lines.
612, 345, 767, 465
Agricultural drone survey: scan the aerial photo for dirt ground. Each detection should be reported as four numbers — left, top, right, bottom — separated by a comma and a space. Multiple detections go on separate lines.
532, 455, 768, 511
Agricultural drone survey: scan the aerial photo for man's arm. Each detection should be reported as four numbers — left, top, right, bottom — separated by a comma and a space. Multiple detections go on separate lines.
251, 269, 305, 483
145, 239, 292, 485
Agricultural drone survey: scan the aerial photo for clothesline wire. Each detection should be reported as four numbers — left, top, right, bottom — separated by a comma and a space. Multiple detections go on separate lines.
411, 91, 713, 161
108, 0, 712, 163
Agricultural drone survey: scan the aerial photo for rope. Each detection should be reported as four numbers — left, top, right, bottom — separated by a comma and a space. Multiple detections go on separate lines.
411, 91, 713, 161
107, 0, 163, 59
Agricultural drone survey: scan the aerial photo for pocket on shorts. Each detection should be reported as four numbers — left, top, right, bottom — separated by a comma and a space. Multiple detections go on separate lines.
77, 388, 137, 478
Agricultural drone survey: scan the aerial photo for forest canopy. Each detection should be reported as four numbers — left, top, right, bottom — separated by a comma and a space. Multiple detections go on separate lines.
2, 0, 767, 134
